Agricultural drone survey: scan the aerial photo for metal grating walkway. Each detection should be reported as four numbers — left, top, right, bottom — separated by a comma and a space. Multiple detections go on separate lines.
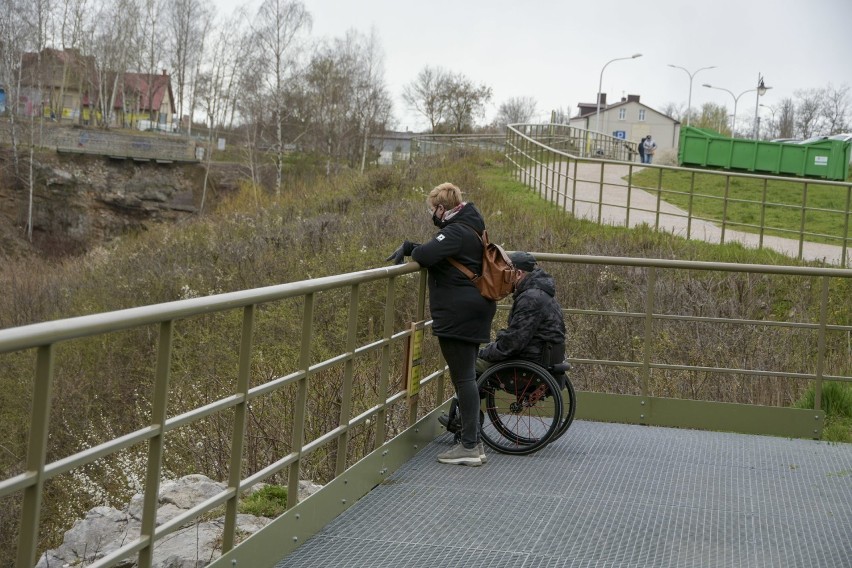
275, 421, 852, 568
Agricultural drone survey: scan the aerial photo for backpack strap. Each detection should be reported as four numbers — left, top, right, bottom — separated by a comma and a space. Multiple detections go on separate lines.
447, 222, 485, 280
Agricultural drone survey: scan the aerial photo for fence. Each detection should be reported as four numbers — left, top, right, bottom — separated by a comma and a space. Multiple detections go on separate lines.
0, 119, 201, 162
506, 123, 852, 267
2, 253, 850, 567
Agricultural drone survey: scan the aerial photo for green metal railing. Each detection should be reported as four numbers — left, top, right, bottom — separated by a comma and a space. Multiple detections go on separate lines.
506, 123, 852, 267
2, 255, 850, 567
410, 133, 505, 158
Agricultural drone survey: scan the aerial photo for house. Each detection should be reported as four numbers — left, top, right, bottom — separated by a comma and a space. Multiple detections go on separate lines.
117, 71, 177, 131
18, 48, 93, 121
16, 48, 176, 131
372, 131, 415, 164
569, 94, 680, 155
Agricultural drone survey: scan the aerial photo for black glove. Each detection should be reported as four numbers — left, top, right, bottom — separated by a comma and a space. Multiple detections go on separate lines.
385, 240, 419, 264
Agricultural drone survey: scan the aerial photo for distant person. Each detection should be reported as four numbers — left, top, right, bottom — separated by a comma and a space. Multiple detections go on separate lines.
386, 182, 496, 467
643, 135, 657, 164
637, 136, 647, 163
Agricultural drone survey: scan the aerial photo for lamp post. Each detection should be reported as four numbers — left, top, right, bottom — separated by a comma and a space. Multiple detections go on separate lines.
595, 53, 642, 134
752, 73, 771, 139
702, 83, 757, 137
667, 64, 716, 126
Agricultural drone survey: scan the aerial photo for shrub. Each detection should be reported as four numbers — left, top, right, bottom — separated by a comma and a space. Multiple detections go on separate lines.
240, 485, 288, 518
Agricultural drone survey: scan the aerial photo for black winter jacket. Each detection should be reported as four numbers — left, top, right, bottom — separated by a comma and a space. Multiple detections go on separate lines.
478, 267, 566, 363
411, 203, 496, 344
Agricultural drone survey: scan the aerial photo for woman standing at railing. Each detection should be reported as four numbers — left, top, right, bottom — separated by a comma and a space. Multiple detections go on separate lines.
386, 182, 497, 466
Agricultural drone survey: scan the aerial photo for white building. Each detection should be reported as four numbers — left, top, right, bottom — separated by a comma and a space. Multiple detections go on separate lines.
569, 94, 680, 155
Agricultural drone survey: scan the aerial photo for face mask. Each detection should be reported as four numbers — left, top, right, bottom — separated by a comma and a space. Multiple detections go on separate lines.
432, 213, 446, 228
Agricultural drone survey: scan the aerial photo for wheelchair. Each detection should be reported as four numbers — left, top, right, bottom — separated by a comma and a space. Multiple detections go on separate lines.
443, 357, 576, 456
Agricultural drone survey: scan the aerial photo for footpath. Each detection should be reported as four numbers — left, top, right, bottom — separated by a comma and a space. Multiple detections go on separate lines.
546, 162, 849, 265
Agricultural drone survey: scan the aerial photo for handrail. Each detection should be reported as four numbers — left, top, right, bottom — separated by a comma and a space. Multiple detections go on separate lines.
2, 254, 851, 567
505, 123, 852, 267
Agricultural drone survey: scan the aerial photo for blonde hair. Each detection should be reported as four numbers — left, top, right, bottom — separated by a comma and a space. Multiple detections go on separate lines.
427, 182, 463, 210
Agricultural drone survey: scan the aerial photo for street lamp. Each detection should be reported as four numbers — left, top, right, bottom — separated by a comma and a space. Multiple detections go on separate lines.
702, 83, 757, 137
667, 64, 716, 126
595, 53, 642, 134
752, 73, 771, 139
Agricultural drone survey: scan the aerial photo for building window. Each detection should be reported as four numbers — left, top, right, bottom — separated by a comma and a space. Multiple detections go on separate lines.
638, 109, 646, 121
618, 108, 626, 120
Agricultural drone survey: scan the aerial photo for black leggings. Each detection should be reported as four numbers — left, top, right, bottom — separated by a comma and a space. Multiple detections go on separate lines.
438, 336, 480, 449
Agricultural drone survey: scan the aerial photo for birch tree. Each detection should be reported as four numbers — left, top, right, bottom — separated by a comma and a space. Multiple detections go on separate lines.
251, 0, 311, 195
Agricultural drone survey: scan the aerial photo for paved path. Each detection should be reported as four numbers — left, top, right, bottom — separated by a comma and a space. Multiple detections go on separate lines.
538, 162, 849, 265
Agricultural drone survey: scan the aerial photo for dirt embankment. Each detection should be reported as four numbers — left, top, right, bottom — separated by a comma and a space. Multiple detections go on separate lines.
0, 149, 248, 258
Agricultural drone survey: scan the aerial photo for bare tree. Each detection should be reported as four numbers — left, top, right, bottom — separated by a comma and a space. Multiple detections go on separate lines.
349, 29, 392, 172
85, 0, 141, 128
166, 0, 209, 129
776, 98, 796, 139
138, 0, 166, 126
441, 72, 492, 133
251, 0, 312, 195
794, 88, 824, 139
820, 83, 850, 134
0, 0, 31, 179
402, 66, 449, 132
495, 96, 537, 128
662, 102, 686, 123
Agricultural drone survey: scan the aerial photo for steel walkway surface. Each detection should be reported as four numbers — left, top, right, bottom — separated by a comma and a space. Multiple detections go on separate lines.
274, 420, 852, 568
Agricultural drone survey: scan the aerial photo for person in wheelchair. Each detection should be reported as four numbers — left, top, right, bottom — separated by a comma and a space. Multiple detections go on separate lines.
441, 251, 567, 433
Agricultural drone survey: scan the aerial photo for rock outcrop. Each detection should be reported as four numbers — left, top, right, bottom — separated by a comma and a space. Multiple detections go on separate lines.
36, 474, 322, 568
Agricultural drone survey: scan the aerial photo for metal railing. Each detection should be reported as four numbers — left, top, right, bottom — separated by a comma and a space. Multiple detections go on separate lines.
2, 255, 850, 567
0, 263, 443, 568
506, 123, 852, 267
410, 133, 505, 157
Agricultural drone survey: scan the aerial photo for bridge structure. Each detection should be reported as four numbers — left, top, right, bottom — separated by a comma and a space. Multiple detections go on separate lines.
1, 127, 852, 567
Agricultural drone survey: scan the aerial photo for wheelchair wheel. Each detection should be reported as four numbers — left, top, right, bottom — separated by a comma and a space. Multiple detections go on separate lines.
477, 360, 563, 455
549, 377, 577, 443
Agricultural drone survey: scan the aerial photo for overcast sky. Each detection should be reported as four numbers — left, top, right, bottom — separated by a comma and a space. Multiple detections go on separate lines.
221, 0, 852, 132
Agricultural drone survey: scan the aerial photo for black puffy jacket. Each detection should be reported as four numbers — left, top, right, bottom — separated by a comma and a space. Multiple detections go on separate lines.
411, 203, 496, 344
478, 267, 566, 363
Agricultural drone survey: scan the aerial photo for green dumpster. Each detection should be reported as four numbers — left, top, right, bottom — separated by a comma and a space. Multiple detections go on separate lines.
678, 127, 851, 180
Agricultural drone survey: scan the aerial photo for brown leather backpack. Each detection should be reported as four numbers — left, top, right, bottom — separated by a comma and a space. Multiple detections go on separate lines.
448, 224, 518, 301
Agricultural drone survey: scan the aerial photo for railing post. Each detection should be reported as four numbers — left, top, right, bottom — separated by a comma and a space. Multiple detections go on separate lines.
626, 164, 634, 229
597, 161, 605, 225
641, 267, 656, 399
335, 284, 361, 476
687, 171, 696, 240
842, 185, 851, 269
16, 344, 56, 568
799, 182, 809, 261
222, 306, 255, 553
571, 158, 578, 216
138, 320, 174, 568
814, 276, 830, 414
759, 178, 768, 250
287, 293, 314, 510
721, 176, 731, 245
375, 278, 396, 447
655, 168, 664, 231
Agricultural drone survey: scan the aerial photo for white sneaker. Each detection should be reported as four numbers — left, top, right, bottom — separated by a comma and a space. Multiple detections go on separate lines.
437, 443, 482, 466
478, 442, 487, 464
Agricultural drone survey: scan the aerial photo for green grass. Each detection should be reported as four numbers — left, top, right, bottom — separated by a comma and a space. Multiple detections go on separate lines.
794, 381, 852, 443
240, 485, 289, 517
629, 168, 852, 246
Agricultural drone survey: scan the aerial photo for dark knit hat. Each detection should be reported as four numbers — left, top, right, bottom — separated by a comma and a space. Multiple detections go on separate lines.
509, 251, 536, 272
